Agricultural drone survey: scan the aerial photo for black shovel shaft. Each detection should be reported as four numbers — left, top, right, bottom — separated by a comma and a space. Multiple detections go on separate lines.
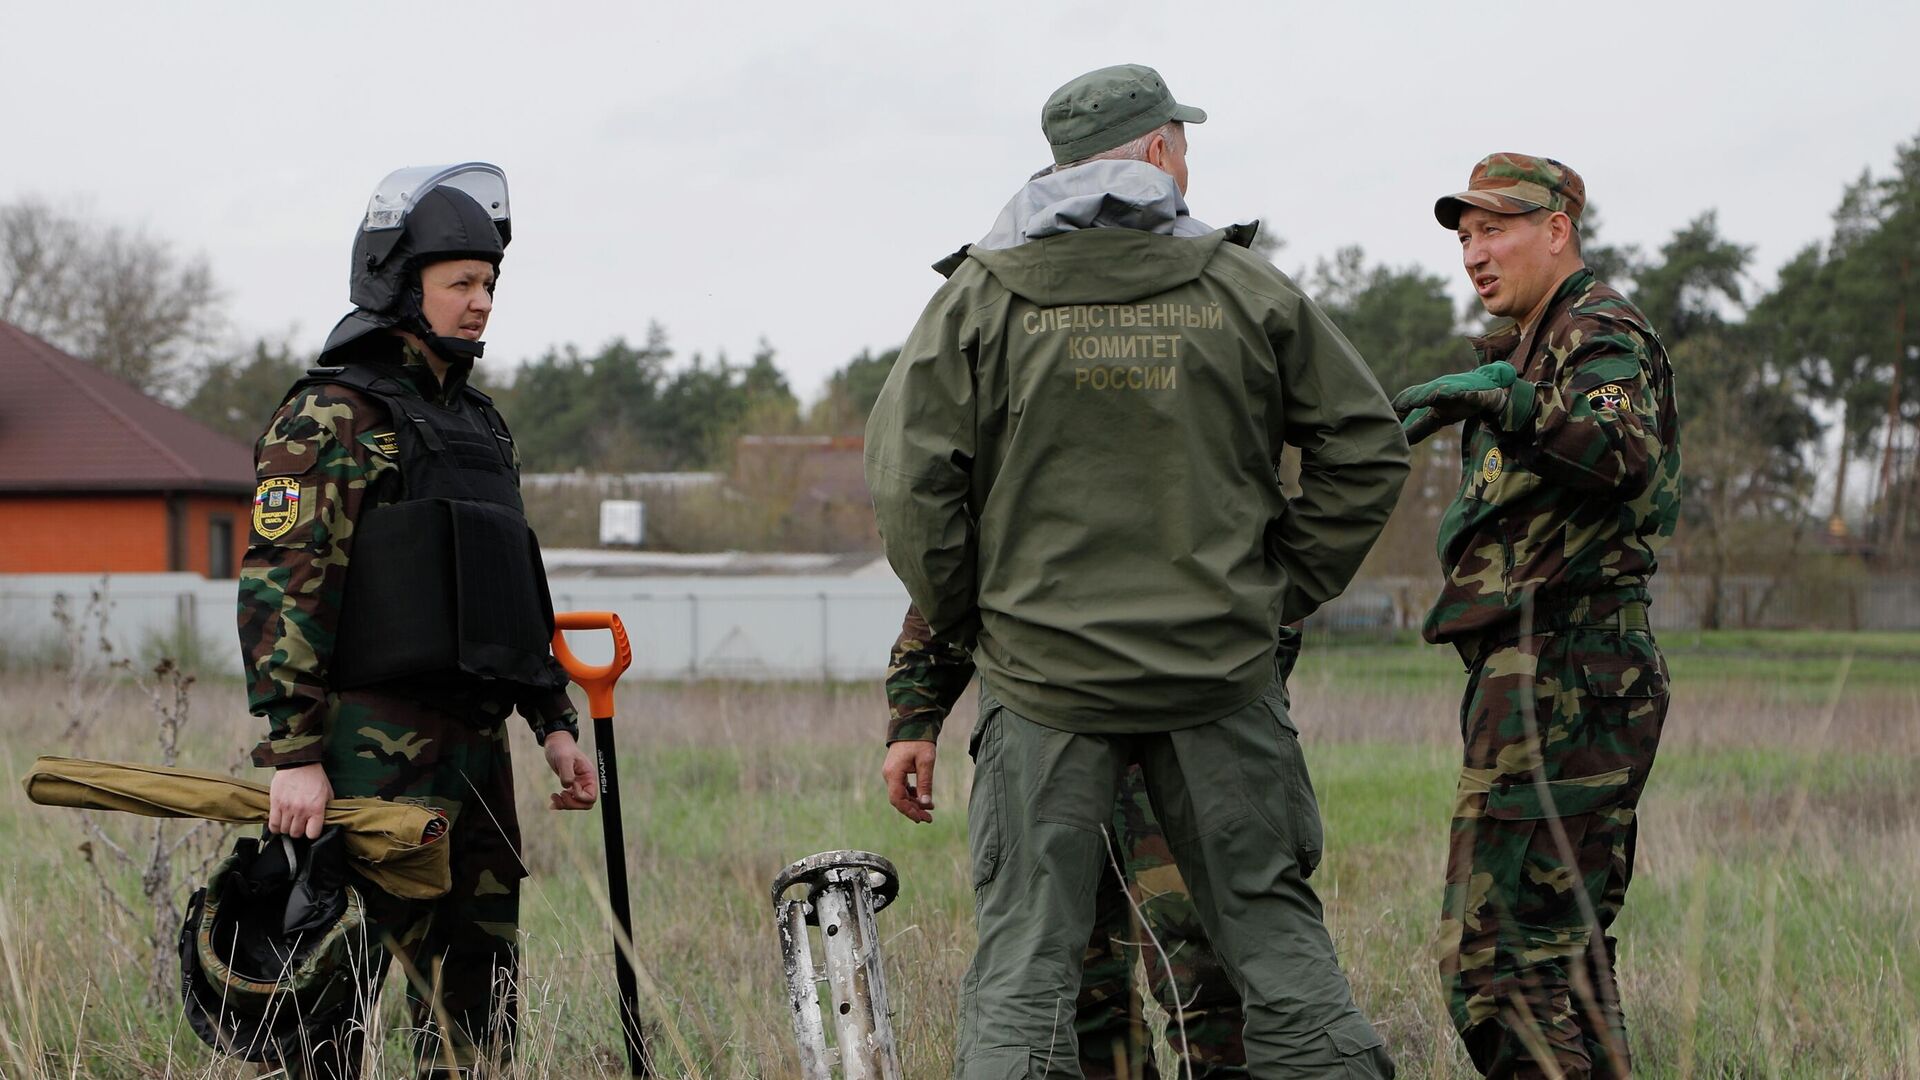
594, 713, 647, 1075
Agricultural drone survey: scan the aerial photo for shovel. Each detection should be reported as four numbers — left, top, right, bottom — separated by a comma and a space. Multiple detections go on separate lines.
551, 610, 646, 1075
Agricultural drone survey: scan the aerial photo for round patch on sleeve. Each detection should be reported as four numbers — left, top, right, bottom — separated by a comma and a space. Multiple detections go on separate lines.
252, 478, 304, 541
1481, 447, 1504, 485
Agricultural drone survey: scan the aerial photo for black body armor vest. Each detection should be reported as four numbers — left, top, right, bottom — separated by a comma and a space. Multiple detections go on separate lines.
286, 362, 564, 693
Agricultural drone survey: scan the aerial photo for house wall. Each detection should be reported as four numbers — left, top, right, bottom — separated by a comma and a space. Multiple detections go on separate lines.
181, 493, 247, 578
0, 492, 248, 576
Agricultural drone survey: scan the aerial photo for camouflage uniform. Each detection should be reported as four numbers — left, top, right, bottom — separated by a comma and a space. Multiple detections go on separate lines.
1418, 222, 1680, 1079
888, 608, 1306, 1077
239, 343, 576, 1077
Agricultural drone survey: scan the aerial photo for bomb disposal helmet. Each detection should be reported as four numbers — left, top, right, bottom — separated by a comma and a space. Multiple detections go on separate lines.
178, 829, 368, 1061
319, 162, 510, 364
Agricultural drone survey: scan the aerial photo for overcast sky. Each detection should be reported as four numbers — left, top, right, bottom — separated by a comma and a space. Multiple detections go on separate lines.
4, 1, 1915, 403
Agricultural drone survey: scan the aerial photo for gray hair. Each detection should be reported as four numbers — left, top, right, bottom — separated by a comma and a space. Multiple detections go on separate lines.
1055, 121, 1182, 173
1521, 206, 1583, 257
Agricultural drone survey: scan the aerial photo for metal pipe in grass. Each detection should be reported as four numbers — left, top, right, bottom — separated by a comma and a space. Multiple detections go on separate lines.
772, 850, 902, 1079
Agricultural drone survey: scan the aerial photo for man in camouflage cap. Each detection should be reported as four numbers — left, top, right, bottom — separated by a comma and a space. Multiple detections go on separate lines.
870, 63, 1404, 1077
1393, 153, 1680, 1078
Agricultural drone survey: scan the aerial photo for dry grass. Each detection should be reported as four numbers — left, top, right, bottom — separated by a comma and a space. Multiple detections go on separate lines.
0, 635, 1915, 1077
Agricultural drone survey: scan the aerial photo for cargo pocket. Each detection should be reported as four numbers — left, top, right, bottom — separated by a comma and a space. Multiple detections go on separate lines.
960, 1045, 1047, 1079
1484, 766, 1634, 951
967, 702, 1006, 893
1286, 732, 1326, 880
1484, 767, 1634, 822
1319, 1010, 1392, 1078
1579, 640, 1669, 701
1245, 695, 1324, 878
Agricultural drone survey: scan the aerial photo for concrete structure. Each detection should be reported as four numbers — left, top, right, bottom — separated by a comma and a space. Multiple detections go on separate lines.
0, 571, 916, 681
7, 568, 1914, 685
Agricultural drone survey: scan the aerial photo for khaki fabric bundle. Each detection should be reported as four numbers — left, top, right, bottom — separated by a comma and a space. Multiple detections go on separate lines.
22, 756, 450, 899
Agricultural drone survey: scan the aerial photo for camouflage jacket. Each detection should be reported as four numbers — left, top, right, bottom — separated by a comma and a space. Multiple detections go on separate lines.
885, 605, 975, 744
238, 342, 577, 767
1425, 268, 1681, 644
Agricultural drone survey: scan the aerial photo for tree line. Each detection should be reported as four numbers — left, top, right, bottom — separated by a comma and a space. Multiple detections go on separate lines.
5, 132, 1918, 591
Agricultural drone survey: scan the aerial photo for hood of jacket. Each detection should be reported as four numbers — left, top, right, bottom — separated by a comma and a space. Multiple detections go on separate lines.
967, 160, 1224, 307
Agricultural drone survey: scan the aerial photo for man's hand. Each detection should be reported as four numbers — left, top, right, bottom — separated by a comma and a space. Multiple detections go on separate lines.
268, 762, 332, 839
1392, 361, 1518, 439
883, 741, 937, 824
543, 732, 599, 810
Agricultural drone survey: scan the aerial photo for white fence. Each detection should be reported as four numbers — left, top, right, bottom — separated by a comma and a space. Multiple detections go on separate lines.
0, 573, 912, 681
5, 570, 1916, 681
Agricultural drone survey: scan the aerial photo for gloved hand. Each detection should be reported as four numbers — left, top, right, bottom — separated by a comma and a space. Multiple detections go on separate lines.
1400, 406, 1446, 446
1391, 361, 1519, 444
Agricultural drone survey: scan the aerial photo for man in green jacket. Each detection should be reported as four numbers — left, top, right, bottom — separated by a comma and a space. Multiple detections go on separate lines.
1393, 154, 1680, 1079
867, 63, 1408, 1078
886, 604, 1284, 1076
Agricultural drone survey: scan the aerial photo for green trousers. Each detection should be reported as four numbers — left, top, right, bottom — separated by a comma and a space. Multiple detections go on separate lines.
1075, 621, 1304, 1079
955, 678, 1394, 1079
1078, 763, 1246, 1078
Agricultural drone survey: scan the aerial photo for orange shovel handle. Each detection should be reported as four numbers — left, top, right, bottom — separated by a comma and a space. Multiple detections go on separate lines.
551, 611, 633, 718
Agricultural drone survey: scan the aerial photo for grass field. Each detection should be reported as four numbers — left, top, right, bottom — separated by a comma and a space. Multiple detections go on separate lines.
0, 630, 1915, 1077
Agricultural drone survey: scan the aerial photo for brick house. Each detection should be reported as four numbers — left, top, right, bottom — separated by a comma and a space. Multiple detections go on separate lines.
732, 434, 878, 551
0, 321, 253, 577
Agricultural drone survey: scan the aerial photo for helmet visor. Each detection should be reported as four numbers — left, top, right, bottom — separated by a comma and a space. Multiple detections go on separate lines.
362, 162, 509, 233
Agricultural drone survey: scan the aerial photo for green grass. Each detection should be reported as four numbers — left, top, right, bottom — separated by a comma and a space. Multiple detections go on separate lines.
0, 631, 1915, 1076
1297, 628, 1920, 698
1653, 628, 1920, 658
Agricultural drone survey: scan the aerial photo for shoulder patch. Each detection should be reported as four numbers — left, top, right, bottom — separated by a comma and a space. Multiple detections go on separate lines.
1481, 446, 1504, 485
251, 478, 307, 541
363, 430, 400, 458
1585, 384, 1628, 414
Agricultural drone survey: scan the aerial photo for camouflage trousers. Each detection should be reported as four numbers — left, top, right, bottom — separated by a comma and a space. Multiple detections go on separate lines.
1076, 765, 1246, 1079
1438, 626, 1668, 1080
280, 687, 527, 1080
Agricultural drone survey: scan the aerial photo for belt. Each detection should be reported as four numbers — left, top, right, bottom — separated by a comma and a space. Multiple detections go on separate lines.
1452, 599, 1650, 670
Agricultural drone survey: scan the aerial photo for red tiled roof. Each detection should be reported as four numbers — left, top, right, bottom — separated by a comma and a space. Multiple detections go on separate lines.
0, 320, 254, 494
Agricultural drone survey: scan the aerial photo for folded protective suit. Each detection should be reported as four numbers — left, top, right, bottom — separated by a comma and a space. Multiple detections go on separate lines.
22, 756, 450, 899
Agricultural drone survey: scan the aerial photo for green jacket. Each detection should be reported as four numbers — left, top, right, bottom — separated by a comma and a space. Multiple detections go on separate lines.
1425, 267, 1681, 644
866, 167, 1407, 732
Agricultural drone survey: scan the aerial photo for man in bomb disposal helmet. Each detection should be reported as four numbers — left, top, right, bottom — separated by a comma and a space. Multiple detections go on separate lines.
231, 162, 599, 1077
320, 163, 512, 367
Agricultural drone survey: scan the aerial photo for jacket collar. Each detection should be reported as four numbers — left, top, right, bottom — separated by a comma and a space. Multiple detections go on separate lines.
393, 340, 470, 405
1469, 266, 1595, 366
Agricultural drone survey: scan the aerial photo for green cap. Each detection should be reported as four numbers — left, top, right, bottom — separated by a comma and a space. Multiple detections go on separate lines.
1042, 64, 1206, 166
1435, 153, 1587, 230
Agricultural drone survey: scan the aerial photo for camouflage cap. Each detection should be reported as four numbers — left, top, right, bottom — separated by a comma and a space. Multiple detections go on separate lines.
1435, 153, 1586, 229
1043, 64, 1206, 166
